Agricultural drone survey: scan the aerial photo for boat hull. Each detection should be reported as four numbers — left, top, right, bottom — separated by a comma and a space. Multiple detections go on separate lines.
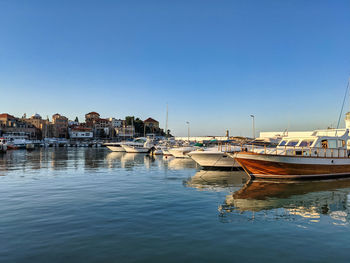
234, 152, 350, 179
122, 145, 151, 153
168, 147, 197, 158
106, 145, 126, 152
189, 152, 241, 170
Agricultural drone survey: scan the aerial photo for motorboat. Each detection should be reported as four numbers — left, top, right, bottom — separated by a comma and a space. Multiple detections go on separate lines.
104, 142, 125, 152
105, 137, 148, 152
168, 146, 198, 158
151, 145, 166, 155
0, 138, 8, 153
121, 138, 155, 153
233, 129, 350, 179
188, 146, 241, 170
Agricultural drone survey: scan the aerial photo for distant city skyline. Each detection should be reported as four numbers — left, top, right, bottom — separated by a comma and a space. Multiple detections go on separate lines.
1, 0, 350, 136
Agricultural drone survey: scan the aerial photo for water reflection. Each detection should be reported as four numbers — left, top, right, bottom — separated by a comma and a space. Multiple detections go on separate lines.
167, 157, 197, 170
184, 170, 248, 191
220, 178, 350, 224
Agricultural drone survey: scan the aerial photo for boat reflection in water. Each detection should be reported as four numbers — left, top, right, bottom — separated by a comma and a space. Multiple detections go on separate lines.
220, 178, 350, 224
106, 152, 154, 169
184, 170, 248, 191
167, 157, 197, 170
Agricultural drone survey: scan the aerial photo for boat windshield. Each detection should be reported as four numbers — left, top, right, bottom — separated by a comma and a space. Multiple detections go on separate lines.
279, 140, 287, 146
299, 139, 314, 147
286, 140, 299, 146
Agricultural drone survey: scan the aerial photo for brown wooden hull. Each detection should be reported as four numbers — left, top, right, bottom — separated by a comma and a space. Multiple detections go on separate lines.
235, 152, 350, 179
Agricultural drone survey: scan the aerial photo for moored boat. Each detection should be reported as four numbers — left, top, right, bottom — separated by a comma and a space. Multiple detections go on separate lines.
233, 129, 350, 179
121, 138, 155, 153
168, 146, 198, 158
104, 142, 125, 152
188, 146, 241, 170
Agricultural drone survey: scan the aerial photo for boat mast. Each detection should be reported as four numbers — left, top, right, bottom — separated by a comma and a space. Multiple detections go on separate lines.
165, 103, 168, 138
335, 78, 350, 140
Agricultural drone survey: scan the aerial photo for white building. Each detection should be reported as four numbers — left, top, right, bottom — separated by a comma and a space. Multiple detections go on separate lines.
259, 112, 350, 141
109, 118, 124, 128
69, 128, 93, 140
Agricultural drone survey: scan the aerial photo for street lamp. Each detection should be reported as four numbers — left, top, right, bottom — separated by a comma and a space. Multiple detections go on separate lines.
186, 121, 190, 142
250, 115, 255, 139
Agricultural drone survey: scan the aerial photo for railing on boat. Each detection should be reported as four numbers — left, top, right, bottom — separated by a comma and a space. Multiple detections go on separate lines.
252, 144, 348, 158
217, 142, 349, 158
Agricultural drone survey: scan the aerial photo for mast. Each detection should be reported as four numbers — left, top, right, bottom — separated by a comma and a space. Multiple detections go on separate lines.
165, 103, 168, 138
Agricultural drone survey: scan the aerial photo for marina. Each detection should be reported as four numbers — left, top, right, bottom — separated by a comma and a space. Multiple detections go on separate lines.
1, 148, 350, 262
2, 1, 350, 261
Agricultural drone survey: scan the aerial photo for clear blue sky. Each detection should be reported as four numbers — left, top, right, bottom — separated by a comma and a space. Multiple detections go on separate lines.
1, 0, 350, 136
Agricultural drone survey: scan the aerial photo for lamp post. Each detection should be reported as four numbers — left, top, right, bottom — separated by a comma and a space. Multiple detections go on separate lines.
250, 115, 255, 139
186, 121, 190, 142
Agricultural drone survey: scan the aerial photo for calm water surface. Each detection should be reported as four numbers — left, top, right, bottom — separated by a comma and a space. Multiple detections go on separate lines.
1, 148, 350, 262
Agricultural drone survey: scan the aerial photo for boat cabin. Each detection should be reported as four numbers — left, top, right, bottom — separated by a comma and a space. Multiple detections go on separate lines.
272, 129, 350, 157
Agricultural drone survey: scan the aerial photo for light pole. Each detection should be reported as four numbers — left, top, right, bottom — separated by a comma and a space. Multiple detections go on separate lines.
186, 121, 190, 142
250, 115, 255, 139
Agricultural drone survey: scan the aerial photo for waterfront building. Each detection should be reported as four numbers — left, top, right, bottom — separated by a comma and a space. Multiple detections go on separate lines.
94, 118, 111, 138
85, 112, 100, 127
144, 118, 159, 129
23, 113, 53, 139
69, 126, 93, 140
52, 113, 68, 138
109, 118, 124, 128
0, 113, 37, 138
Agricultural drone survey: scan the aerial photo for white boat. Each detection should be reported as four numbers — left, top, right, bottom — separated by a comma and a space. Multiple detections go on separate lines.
105, 137, 148, 152
121, 138, 155, 153
150, 144, 169, 155
168, 146, 198, 158
188, 146, 241, 170
104, 142, 125, 152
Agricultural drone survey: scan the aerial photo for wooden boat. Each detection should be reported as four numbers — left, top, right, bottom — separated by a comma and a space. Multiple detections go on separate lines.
232, 129, 350, 179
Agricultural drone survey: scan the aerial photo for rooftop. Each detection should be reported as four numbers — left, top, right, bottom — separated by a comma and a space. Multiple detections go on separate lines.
0, 113, 15, 119
144, 117, 158, 123
86, 112, 100, 116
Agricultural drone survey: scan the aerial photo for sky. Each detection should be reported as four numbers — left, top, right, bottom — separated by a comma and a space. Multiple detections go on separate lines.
1, 0, 350, 137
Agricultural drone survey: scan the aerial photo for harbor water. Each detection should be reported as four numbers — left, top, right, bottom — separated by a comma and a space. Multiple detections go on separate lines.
1, 148, 350, 262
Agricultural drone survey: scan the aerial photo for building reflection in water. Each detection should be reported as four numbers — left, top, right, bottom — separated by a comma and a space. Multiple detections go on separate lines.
83, 148, 107, 170
220, 178, 350, 224
106, 152, 155, 170
51, 148, 69, 170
